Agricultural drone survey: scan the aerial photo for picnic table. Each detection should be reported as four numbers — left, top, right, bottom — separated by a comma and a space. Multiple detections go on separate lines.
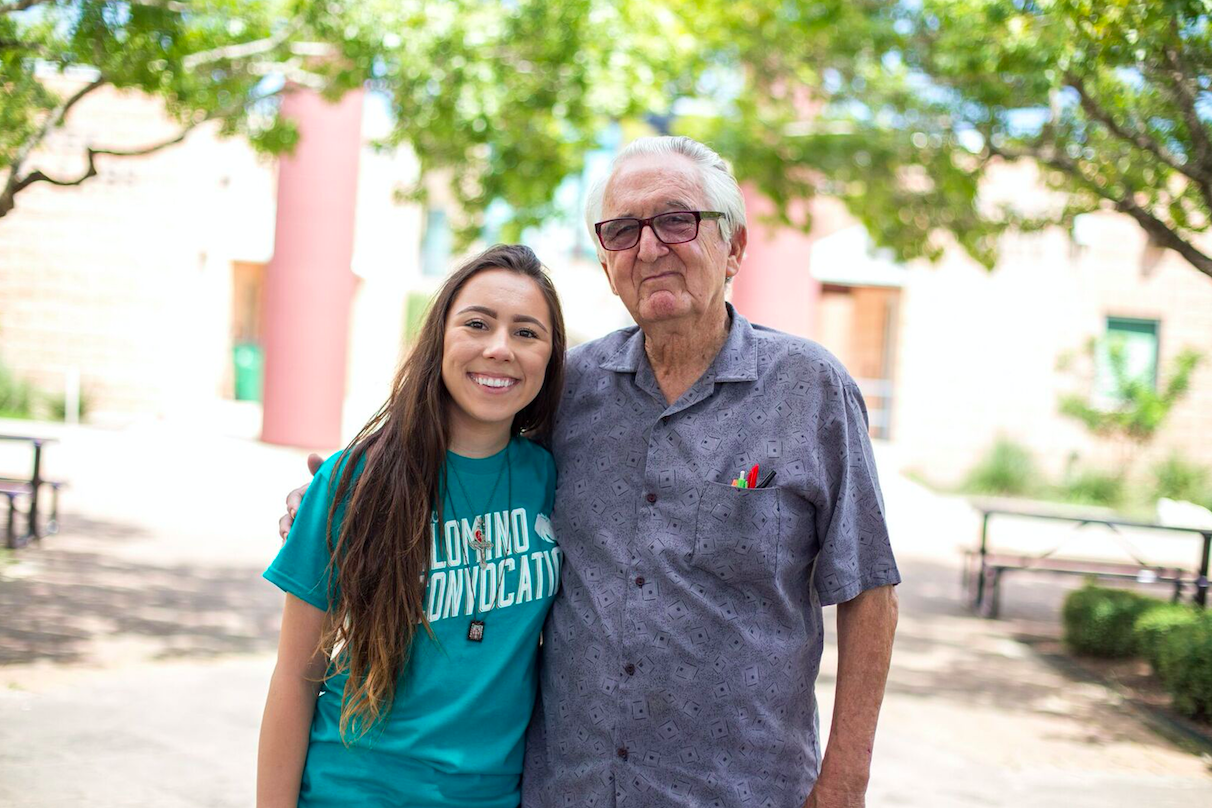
964, 499, 1211, 618
0, 433, 62, 549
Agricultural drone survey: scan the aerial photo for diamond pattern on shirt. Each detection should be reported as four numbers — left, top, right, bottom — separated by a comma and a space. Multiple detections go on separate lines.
523, 305, 900, 808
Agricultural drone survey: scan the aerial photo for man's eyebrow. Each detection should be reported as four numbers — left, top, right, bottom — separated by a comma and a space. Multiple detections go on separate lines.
612, 199, 697, 219
457, 305, 549, 333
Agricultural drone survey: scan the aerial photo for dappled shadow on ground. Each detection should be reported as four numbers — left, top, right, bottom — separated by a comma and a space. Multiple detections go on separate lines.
0, 517, 280, 666
844, 556, 1191, 753
1, 515, 1198, 759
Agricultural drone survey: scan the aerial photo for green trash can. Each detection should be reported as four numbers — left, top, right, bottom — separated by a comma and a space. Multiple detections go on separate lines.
232, 342, 264, 402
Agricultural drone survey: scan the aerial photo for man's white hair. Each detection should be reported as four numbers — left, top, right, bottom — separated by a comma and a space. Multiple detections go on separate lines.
584, 136, 747, 259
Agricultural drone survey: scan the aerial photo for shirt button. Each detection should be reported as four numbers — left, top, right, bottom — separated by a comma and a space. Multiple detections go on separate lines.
645, 493, 657, 504
624, 663, 636, 675
635, 576, 645, 588
617, 747, 629, 760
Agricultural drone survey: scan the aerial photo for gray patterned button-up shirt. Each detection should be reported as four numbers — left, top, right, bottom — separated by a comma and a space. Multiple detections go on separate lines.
522, 305, 900, 808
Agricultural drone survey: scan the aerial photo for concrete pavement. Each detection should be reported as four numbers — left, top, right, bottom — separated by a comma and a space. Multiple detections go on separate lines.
1, 417, 1209, 806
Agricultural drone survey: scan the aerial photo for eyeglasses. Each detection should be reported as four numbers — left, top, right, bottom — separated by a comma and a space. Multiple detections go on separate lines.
594, 210, 725, 251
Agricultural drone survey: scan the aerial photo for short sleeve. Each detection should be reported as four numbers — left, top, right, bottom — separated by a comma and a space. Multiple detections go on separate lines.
263, 452, 348, 611
810, 379, 901, 606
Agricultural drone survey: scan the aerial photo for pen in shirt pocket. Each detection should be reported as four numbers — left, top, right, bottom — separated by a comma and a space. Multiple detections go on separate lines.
730, 464, 777, 489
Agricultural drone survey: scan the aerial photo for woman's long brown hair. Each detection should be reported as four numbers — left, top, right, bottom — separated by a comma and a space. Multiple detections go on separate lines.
319, 244, 566, 742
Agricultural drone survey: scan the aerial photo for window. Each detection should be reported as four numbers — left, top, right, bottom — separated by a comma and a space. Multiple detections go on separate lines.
421, 208, 452, 277
1095, 317, 1159, 402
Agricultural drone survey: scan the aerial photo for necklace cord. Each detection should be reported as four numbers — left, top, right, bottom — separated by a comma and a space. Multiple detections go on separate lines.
442, 442, 512, 625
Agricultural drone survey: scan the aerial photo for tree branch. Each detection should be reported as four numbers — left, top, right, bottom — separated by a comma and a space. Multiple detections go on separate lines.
1, 76, 106, 218
0, 0, 55, 15
1113, 186, 1212, 281
990, 141, 1212, 281
10, 154, 98, 195
1159, 19, 1212, 180
1067, 72, 1212, 208
10, 123, 200, 197
89, 122, 199, 158
128, 0, 191, 11
182, 20, 301, 69
0, 82, 291, 220
0, 37, 46, 52
21, 77, 106, 164
248, 56, 327, 89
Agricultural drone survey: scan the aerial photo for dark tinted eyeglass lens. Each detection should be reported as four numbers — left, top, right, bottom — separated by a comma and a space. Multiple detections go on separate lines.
654, 212, 698, 242
601, 220, 640, 249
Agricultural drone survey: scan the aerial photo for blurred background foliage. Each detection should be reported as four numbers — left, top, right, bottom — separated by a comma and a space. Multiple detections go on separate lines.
3, 1, 1211, 279
1059, 342, 1202, 450
958, 335, 1207, 513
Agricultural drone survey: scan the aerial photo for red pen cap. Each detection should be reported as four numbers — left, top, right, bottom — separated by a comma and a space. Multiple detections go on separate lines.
748, 463, 759, 488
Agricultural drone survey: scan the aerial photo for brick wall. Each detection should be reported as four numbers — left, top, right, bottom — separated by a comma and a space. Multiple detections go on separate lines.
892, 206, 1212, 487
0, 79, 276, 421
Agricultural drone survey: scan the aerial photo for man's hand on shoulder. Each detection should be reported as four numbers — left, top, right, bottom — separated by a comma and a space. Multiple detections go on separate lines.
278, 453, 323, 542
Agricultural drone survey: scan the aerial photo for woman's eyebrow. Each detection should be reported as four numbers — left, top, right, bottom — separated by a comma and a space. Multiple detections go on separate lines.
513, 314, 549, 333
456, 305, 497, 318
457, 305, 549, 333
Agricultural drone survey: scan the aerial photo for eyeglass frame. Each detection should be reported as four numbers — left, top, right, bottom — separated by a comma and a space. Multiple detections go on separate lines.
593, 210, 726, 252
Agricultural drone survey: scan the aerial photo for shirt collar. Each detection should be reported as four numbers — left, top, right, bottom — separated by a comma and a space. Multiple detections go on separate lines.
599, 326, 647, 373
599, 302, 759, 383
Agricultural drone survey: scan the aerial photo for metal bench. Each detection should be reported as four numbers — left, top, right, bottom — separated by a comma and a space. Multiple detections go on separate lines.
0, 477, 64, 548
0, 434, 63, 547
0, 480, 32, 549
964, 502, 1211, 619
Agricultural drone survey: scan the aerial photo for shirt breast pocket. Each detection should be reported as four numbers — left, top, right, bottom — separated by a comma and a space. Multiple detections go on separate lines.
691, 481, 781, 584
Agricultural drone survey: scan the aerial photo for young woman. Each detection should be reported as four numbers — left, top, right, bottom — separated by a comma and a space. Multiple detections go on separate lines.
257, 244, 566, 808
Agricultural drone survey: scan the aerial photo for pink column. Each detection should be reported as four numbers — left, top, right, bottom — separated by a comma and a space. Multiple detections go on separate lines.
730, 186, 821, 339
260, 87, 364, 448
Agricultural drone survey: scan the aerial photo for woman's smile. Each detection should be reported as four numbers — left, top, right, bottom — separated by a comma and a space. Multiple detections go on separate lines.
468, 372, 520, 392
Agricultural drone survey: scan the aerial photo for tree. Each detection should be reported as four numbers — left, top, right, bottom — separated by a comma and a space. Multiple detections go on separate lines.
0, 0, 362, 219
6, 0, 1212, 285
323, 0, 698, 241
372, 0, 1212, 280
0, 0, 689, 232
674, 0, 1212, 280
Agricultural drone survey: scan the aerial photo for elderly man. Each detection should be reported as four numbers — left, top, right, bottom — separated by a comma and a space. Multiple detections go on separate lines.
281, 136, 899, 807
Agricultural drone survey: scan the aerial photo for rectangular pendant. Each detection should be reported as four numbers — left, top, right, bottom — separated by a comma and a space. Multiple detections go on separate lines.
468, 620, 485, 642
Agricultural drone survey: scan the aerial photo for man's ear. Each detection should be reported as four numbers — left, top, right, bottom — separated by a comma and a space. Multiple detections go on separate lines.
600, 258, 620, 296
725, 225, 747, 280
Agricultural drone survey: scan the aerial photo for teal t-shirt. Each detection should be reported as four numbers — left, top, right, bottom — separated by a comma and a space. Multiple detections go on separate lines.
264, 436, 559, 808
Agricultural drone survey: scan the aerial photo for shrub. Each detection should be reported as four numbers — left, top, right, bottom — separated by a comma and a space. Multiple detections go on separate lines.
1062, 583, 1160, 658
45, 389, 90, 423
1150, 454, 1212, 508
0, 363, 35, 419
1058, 468, 1124, 508
1134, 602, 1202, 671
0, 360, 88, 423
1155, 614, 1212, 721
963, 438, 1037, 497
1063, 584, 1212, 720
